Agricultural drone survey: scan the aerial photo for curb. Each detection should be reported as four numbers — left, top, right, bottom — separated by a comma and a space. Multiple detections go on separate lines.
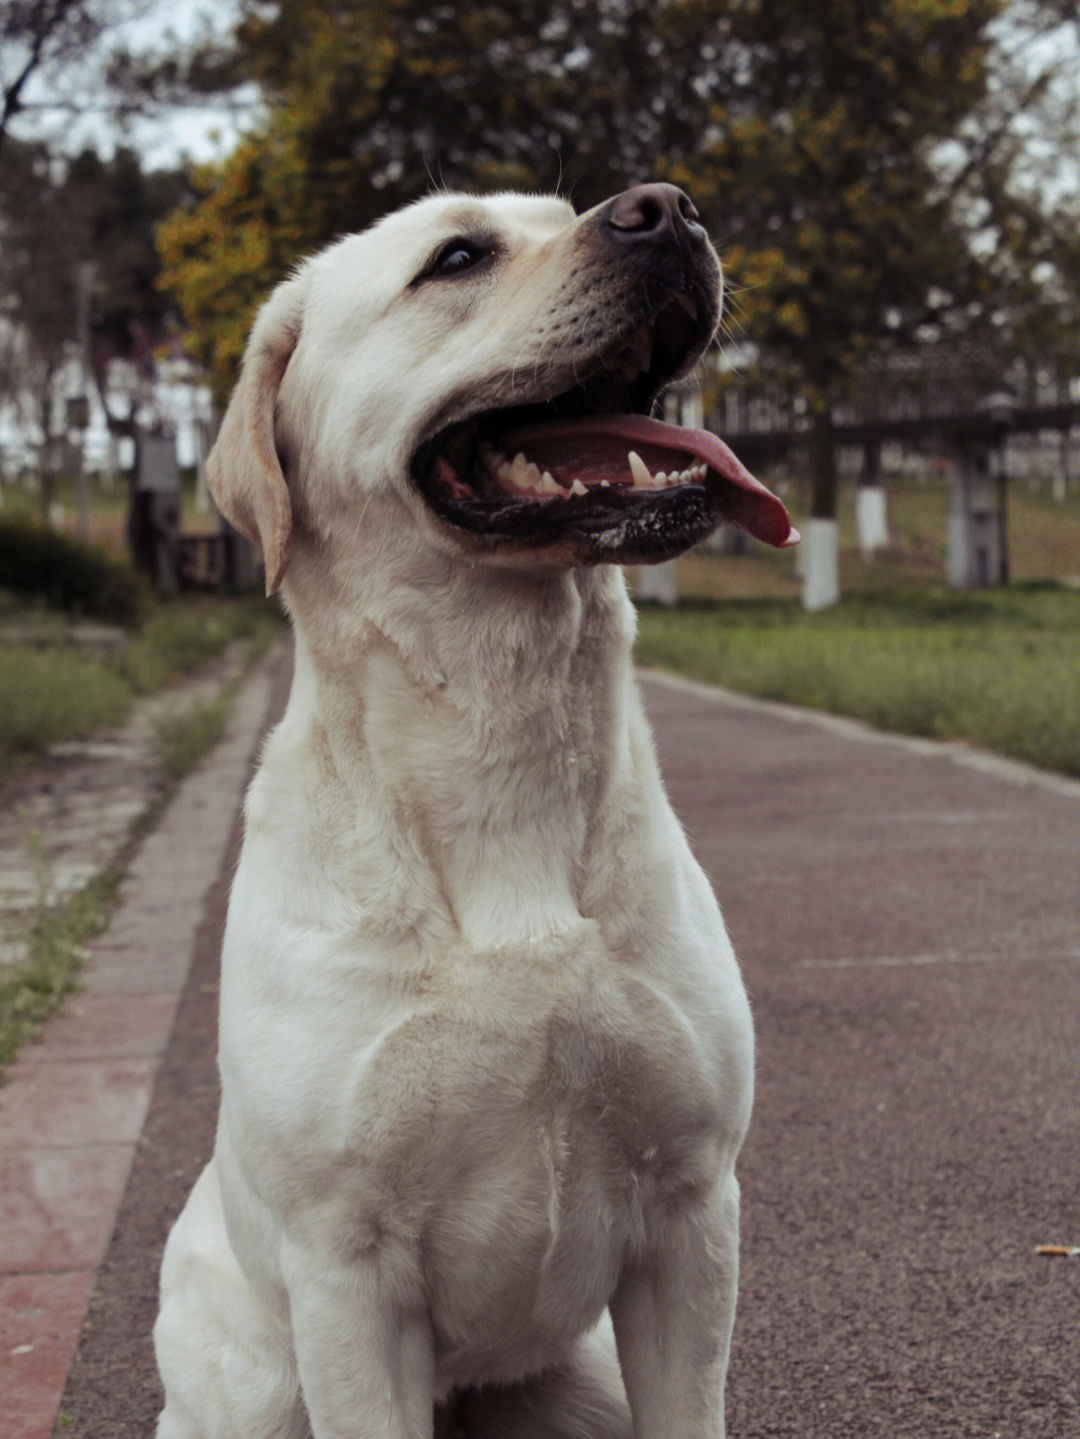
640, 667, 1080, 803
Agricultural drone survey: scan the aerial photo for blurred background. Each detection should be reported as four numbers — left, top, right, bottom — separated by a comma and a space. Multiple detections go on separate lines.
1, 0, 1078, 778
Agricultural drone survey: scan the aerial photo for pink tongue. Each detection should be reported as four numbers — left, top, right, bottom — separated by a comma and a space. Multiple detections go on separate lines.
498, 414, 798, 548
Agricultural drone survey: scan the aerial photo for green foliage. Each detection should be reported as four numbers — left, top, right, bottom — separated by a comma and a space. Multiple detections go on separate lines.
155, 0, 1077, 528
634, 586, 1080, 776
154, 692, 231, 782
157, 136, 313, 397
0, 517, 141, 623
156, 0, 739, 398
706, 0, 1005, 405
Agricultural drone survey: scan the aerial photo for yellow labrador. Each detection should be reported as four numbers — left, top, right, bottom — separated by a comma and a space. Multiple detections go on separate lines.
153, 185, 796, 1439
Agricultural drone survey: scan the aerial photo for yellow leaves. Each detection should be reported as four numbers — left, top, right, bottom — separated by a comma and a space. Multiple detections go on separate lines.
157, 135, 312, 402
776, 300, 810, 338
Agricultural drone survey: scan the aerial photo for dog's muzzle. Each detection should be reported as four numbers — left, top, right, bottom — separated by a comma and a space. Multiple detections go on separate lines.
411, 184, 799, 565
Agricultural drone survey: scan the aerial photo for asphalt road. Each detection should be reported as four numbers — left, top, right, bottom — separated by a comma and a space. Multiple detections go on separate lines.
53, 663, 1080, 1439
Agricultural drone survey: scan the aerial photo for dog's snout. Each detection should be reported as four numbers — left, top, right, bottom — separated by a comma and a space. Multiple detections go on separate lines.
606, 184, 703, 246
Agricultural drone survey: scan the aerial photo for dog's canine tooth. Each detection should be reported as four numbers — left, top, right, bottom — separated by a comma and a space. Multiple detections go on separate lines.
505, 452, 532, 489
627, 451, 653, 488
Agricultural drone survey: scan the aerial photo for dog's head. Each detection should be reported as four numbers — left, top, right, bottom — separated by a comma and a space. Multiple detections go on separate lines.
208, 186, 796, 594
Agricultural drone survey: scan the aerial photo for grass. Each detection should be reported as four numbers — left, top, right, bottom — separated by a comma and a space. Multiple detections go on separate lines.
0, 647, 133, 763
0, 594, 282, 771
634, 585, 1080, 777
630, 471, 1080, 776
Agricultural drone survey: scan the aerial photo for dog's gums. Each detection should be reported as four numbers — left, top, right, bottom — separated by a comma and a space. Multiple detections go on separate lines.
413, 295, 798, 562
435, 413, 797, 548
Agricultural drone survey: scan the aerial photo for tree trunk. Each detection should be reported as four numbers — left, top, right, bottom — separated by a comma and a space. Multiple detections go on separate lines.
809, 408, 837, 519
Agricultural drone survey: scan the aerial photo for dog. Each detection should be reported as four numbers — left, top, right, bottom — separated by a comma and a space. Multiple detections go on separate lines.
153, 184, 796, 1439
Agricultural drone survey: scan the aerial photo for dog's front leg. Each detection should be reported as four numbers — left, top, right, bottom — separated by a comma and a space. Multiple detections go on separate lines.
609, 1174, 740, 1439
282, 1238, 435, 1439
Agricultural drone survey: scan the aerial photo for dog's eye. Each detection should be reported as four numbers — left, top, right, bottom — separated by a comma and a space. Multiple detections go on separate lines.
428, 240, 491, 279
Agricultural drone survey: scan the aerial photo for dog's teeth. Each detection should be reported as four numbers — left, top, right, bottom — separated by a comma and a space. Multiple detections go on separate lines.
570, 479, 587, 497
627, 451, 653, 488
535, 472, 561, 495
600, 480, 610, 488
654, 471, 667, 485
503, 452, 534, 489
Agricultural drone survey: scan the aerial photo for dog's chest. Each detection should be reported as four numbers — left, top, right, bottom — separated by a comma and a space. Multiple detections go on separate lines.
339, 940, 724, 1384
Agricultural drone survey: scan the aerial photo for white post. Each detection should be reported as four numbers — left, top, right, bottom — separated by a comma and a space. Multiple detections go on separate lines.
802, 518, 840, 610
855, 485, 889, 554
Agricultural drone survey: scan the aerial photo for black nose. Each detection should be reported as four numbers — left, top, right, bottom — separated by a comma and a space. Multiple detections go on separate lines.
606, 183, 703, 244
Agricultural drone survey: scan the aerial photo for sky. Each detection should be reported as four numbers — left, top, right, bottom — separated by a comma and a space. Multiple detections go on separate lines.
5, 0, 256, 168
6, 0, 1080, 199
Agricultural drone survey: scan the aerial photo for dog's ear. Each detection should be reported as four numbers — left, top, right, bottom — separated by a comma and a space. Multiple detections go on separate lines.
207, 272, 306, 595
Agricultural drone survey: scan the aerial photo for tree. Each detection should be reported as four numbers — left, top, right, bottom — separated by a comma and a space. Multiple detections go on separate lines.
1, 0, 108, 158
0, 139, 188, 503
157, 0, 742, 401
688, 0, 1080, 602
158, 0, 1080, 582
700, 2, 1008, 499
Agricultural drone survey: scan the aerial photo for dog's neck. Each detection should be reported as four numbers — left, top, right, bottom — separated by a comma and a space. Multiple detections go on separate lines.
279, 544, 640, 945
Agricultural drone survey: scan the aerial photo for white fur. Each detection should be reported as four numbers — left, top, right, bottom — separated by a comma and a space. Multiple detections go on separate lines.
155, 191, 754, 1439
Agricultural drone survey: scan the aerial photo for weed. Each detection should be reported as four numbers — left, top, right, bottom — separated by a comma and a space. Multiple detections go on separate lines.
0, 596, 282, 771
153, 691, 232, 783
0, 863, 121, 1069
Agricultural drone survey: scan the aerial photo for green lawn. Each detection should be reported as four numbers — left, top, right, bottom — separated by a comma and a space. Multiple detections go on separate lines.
0, 595, 282, 771
634, 585, 1080, 778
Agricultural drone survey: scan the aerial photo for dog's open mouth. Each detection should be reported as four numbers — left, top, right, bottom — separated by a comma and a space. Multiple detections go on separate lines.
411, 292, 798, 563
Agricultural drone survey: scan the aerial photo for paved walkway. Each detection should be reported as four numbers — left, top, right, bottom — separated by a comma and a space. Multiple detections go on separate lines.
2, 655, 1078, 1438
0, 642, 288, 1439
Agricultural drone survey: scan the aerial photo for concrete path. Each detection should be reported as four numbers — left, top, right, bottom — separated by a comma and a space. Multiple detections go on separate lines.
0, 642, 289, 1439
2, 654, 1078, 1438
644, 673, 1080, 1439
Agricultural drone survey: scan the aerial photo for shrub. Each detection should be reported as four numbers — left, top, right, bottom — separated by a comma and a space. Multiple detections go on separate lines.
0, 517, 141, 623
